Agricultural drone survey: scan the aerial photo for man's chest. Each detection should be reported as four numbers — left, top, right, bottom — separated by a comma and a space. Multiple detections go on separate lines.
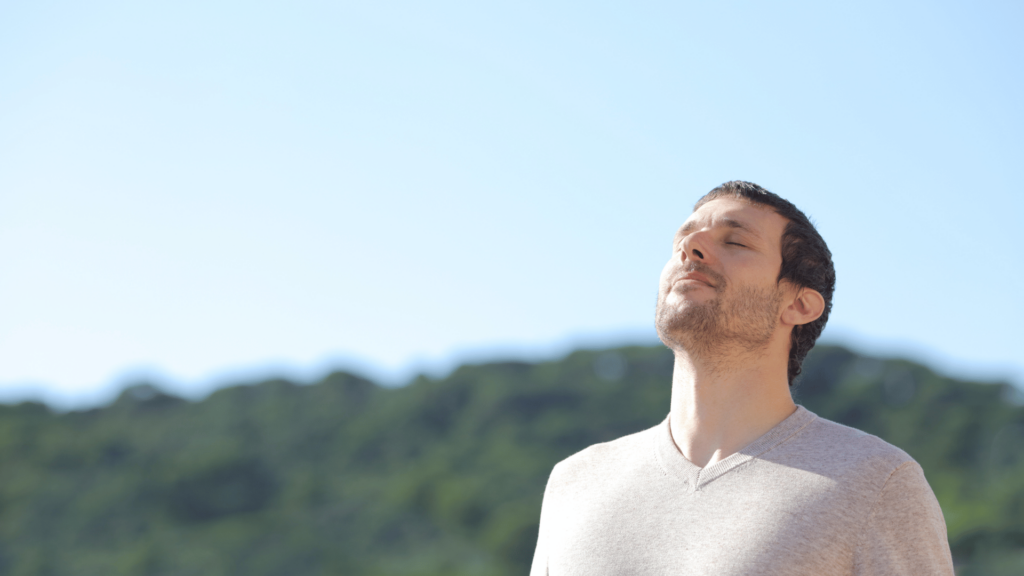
545, 474, 863, 576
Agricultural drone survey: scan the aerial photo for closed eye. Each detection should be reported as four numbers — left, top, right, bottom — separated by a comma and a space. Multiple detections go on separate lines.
726, 242, 747, 248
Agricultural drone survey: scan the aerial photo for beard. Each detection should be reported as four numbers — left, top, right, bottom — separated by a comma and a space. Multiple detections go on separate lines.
655, 271, 783, 358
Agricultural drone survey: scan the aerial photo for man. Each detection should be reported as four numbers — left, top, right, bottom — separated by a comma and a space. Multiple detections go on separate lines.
529, 181, 954, 575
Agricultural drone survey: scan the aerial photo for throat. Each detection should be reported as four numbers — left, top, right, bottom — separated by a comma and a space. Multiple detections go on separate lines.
667, 353, 795, 469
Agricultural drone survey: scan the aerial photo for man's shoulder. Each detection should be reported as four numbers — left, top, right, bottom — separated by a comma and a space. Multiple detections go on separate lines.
547, 420, 662, 487
789, 409, 916, 482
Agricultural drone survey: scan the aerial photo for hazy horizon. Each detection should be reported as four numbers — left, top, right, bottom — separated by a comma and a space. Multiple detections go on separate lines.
4, 327, 1019, 412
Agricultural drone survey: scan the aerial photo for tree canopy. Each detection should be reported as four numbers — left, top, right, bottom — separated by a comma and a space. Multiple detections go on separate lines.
0, 344, 1020, 575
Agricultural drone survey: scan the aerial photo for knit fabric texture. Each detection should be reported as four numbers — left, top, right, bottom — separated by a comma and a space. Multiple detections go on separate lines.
530, 406, 954, 575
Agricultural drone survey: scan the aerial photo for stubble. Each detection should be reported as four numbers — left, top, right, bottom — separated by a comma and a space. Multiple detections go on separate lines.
656, 271, 783, 359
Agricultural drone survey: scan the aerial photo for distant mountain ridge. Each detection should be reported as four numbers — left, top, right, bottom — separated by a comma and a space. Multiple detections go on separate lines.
0, 344, 1020, 575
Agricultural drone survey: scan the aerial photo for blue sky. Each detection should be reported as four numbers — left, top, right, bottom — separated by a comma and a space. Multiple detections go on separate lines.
1, 1, 1022, 408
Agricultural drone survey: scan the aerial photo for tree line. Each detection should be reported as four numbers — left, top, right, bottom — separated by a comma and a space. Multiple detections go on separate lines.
0, 344, 1020, 575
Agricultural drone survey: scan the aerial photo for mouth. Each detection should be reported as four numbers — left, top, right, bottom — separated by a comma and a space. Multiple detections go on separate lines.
675, 272, 715, 288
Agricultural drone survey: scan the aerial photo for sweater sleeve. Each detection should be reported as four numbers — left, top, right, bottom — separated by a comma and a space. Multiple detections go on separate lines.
853, 461, 955, 576
530, 463, 563, 576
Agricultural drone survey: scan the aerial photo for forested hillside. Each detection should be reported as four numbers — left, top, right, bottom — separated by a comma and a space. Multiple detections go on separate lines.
0, 345, 1021, 575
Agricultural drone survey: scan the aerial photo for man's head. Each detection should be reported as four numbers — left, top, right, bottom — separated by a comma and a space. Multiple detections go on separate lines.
655, 181, 835, 384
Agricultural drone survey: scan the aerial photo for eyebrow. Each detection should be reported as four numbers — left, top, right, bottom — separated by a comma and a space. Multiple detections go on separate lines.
676, 217, 763, 241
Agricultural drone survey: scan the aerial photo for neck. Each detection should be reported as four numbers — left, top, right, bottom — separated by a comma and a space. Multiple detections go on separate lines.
668, 345, 795, 469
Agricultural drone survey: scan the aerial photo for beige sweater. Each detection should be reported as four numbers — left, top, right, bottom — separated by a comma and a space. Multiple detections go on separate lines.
530, 407, 954, 575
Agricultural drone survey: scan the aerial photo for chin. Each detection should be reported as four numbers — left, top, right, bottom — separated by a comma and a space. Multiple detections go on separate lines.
655, 296, 721, 352
655, 307, 694, 349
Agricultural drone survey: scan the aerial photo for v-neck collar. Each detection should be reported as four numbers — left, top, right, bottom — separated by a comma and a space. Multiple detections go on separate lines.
653, 406, 817, 493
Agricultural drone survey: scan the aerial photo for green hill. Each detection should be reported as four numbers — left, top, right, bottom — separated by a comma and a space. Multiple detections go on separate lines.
0, 344, 1021, 575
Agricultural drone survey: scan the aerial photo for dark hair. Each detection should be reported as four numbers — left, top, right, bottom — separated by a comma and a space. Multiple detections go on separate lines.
694, 181, 836, 385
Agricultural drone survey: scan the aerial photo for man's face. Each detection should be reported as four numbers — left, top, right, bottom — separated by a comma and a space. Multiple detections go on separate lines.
655, 196, 790, 355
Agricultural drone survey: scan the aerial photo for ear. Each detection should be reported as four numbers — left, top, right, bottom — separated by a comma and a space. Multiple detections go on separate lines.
780, 286, 825, 327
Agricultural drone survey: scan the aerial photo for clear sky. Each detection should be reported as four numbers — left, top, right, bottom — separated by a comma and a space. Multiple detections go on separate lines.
2, 1, 1022, 409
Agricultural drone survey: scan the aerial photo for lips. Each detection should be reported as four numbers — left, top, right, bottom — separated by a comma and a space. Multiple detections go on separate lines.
676, 272, 715, 288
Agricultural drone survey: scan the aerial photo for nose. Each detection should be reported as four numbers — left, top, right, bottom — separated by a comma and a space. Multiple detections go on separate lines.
680, 230, 708, 263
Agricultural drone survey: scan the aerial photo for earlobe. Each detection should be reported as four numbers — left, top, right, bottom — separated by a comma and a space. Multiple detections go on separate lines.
781, 288, 825, 327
